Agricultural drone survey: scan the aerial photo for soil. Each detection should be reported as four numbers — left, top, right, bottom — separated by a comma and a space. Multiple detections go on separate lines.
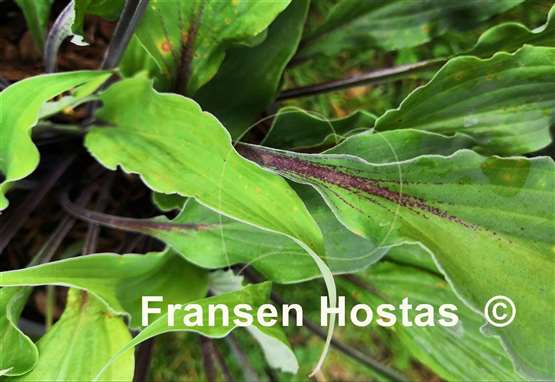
0, 0, 114, 84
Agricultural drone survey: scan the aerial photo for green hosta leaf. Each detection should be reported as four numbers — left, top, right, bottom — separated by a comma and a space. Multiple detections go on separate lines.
88, 129, 472, 283
15, 0, 54, 50
94, 282, 295, 379
262, 106, 376, 150
340, 254, 521, 381
0, 251, 208, 329
134, 0, 291, 95
467, 4, 555, 58
85, 75, 335, 373
73, 0, 124, 35
156, 199, 318, 282
163, 193, 385, 282
85, 75, 324, 256
375, 45, 555, 155
84, 194, 382, 283
0, 71, 110, 211
125, 131, 469, 282
195, 0, 309, 138
17, 289, 134, 381
0, 287, 37, 376
327, 129, 476, 162
298, 0, 524, 59
238, 143, 555, 379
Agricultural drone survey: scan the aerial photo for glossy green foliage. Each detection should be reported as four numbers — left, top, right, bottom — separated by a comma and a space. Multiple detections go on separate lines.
85, 76, 324, 257
84, 75, 337, 372
134, 129, 472, 283
3, 1, 554, 380
153, 194, 384, 283
326, 129, 475, 162
90, 130, 472, 284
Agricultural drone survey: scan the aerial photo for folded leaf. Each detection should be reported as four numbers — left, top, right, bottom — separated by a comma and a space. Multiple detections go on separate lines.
340, 254, 521, 381
196, 0, 309, 138
298, 0, 524, 59
262, 106, 375, 150
0, 287, 37, 376
134, 0, 291, 95
376, 45, 555, 154
17, 289, 134, 381
0, 71, 111, 211
237, 143, 555, 380
0, 251, 208, 329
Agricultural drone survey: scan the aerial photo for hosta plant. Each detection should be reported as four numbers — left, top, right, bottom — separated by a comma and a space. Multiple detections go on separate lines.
0, 0, 554, 381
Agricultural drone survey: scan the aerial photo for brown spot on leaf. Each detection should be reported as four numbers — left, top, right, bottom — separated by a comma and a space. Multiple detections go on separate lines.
161, 39, 172, 53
